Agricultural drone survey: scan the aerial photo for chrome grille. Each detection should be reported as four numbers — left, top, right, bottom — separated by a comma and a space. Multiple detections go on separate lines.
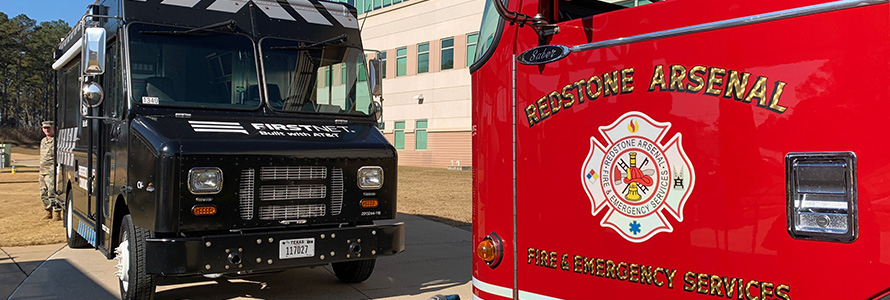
331, 168, 344, 215
261, 166, 327, 181
259, 204, 326, 220
239, 168, 255, 220
260, 184, 326, 201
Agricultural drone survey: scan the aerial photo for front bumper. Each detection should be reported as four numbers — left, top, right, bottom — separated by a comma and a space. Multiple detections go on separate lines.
144, 222, 405, 276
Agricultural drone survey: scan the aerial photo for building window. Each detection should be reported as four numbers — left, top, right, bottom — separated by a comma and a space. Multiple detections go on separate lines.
396, 47, 407, 77
383, 0, 392, 7
415, 120, 428, 150
340, 63, 347, 85
440, 38, 454, 70
467, 33, 478, 67
374, 0, 382, 9
379, 51, 387, 78
394, 121, 405, 149
417, 42, 429, 74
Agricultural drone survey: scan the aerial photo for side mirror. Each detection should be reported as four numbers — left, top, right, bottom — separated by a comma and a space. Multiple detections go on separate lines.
82, 27, 106, 75
372, 100, 383, 121
82, 82, 104, 108
368, 59, 383, 97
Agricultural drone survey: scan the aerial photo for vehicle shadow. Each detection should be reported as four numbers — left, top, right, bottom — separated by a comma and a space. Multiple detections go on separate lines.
154, 213, 472, 300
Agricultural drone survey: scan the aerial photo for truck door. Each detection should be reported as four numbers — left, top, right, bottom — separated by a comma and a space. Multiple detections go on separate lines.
513, 0, 890, 299
100, 40, 125, 250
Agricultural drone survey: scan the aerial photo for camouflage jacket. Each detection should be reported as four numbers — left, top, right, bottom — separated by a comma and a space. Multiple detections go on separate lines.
40, 137, 54, 175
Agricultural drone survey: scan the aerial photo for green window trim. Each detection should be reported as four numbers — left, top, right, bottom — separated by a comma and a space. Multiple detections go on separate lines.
394, 121, 405, 149
417, 42, 429, 74
466, 32, 479, 67
396, 47, 407, 77
415, 119, 428, 150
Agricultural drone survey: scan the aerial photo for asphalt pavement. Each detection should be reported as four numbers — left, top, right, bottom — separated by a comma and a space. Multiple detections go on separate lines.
1, 214, 472, 300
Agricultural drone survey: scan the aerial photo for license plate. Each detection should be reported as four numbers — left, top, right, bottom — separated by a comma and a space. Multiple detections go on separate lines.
279, 238, 315, 259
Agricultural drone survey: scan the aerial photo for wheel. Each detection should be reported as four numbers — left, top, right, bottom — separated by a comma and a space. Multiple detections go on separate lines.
64, 193, 90, 248
332, 258, 376, 283
116, 214, 156, 300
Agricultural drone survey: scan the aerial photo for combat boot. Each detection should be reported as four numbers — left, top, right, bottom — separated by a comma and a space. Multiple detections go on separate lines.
44, 209, 52, 220
52, 211, 62, 221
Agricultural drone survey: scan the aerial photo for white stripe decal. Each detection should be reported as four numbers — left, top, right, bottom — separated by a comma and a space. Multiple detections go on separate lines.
255, 0, 297, 21
472, 277, 513, 299
318, 2, 358, 29
286, 0, 333, 26
160, 0, 201, 7
189, 121, 241, 125
472, 276, 565, 300
207, 0, 247, 13
193, 129, 249, 134
190, 125, 246, 129
473, 295, 484, 300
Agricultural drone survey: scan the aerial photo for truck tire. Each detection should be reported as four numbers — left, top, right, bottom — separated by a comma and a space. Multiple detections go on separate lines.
64, 193, 90, 248
332, 258, 376, 283
116, 214, 156, 300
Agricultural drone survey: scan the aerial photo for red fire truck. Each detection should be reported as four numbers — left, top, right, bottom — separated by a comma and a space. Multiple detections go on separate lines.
470, 0, 889, 299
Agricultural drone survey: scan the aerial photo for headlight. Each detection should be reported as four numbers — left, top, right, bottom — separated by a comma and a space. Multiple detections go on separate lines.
188, 167, 223, 194
357, 166, 384, 190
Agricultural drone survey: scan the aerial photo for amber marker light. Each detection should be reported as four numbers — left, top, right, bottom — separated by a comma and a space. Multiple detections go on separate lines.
192, 205, 217, 216
361, 199, 379, 208
476, 233, 503, 268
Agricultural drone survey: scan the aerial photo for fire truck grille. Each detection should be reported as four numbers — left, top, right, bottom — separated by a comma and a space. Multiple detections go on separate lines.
261, 166, 326, 181
239, 166, 345, 221
239, 168, 255, 220
258, 204, 326, 220
260, 184, 326, 200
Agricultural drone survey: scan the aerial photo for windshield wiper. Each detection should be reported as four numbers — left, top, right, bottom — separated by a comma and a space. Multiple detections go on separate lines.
270, 34, 351, 50
140, 20, 238, 36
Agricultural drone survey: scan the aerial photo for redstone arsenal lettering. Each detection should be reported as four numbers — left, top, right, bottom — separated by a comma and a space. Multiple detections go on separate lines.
524, 64, 789, 127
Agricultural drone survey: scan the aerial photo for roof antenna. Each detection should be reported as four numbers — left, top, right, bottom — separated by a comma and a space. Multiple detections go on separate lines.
359, 2, 373, 32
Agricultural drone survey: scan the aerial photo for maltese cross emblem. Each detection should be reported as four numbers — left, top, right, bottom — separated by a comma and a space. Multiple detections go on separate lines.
581, 112, 695, 243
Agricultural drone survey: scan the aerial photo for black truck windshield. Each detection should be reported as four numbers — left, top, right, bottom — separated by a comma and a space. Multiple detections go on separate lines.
127, 23, 260, 109
261, 38, 372, 116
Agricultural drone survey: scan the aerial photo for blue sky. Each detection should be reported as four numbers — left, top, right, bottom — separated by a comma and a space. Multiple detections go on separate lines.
0, 0, 90, 26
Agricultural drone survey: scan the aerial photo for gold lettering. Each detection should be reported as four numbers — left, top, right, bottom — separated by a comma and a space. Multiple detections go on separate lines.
603, 71, 620, 96
640, 265, 654, 285
629, 263, 639, 283
560, 253, 570, 271
561, 84, 576, 109
525, 104, 539, 127
606, 260, 617, 278
696, 273, 709, 294
595, 258, 605, 276
724, 70, 750, 100
669, 64, 687, 92
653, 267, 664, 287
584, 257, 596, 275
722, 277, 737, 299
587, 76, 602, 100
745, 280, 760, 300
683, 272, 696, 292
573, 255, 583, 273
768, 81, 788, 113
549, 251, 557, 268
573, 80, 588, 104
709, 275, 724, 297
621, 67, 635, 93
775, 284, 791, 300
686, 65, 707, 92
536, 97, 551, 120
548, 92, 561, 115
649, 65, 667, 92
760, 282, 774, 299
617, 262, 628, 280
666, 269, 677, 289
705, 67, 726, 96
527, 248, 536, 264
744, 76, 768, 105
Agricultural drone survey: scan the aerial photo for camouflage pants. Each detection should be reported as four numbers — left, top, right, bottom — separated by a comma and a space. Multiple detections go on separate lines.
39, 173, 58, 211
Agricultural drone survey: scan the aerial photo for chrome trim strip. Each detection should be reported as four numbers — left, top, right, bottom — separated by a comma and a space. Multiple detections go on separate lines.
571, 0, 887, 53
511, 54, 519, 300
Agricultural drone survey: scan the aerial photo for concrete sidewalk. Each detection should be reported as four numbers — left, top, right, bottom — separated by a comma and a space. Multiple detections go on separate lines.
2, 214, 472, 300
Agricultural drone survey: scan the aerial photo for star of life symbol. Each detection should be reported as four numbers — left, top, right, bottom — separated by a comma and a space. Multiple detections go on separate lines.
581, 112, 695, 243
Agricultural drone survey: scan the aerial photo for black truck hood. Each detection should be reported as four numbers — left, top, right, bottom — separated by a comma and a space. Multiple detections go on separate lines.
131, 115, 394, 158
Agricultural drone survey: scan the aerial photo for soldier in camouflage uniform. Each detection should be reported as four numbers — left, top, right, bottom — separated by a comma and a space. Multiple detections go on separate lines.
39, 121, 60, 221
